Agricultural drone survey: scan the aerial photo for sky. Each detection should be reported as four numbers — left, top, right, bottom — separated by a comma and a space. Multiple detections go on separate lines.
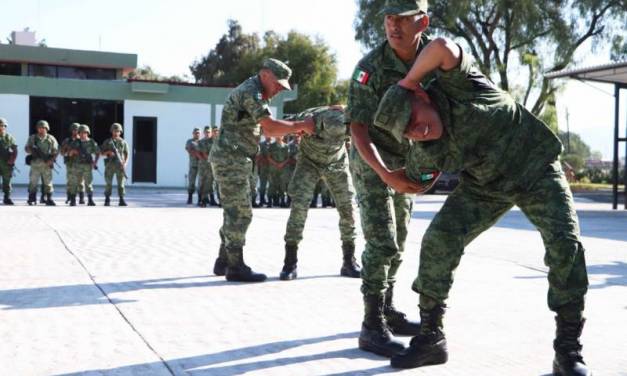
1, 0, 625, 160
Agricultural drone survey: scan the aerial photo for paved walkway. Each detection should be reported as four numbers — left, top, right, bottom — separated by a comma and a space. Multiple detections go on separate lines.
1, 187, 626, 375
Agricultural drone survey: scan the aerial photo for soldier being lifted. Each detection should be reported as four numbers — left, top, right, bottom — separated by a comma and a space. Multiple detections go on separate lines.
25, 120, 59, 206
0, 117, 18, 205
67, 124, 99, 206
101, 123, 129, 206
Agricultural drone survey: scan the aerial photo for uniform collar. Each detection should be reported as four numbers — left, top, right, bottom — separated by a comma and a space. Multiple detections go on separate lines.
382, 41, 418, 73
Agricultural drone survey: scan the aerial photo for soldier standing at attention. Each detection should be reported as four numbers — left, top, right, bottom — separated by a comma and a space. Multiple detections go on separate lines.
0, 118, 18, 205
347, 0, 429, 357
257, 138, 271, 207
101, 123, 129, 206
197, 126, 219, 207
373, 31, 591, 375
25, 120, 59, 206
279, 106, 361, 281
67, 125, 99, 206
267, 136, 290, 207
209, 58, 315, 282
61, 123, 85, 204
185, 127, 201, 205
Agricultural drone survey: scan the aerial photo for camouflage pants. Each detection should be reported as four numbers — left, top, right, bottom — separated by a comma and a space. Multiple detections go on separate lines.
211, 156, 255, 248
250, 161, 258, 198
198, 161, 215, 199
258, 165, 269, 200
187, 164, 199, 194
69, 163, 94, 195
29, 160, 53, 194
350, 149, 413, 296
284, 156, 356, 245
0, 160, 12, 194
412, 161, 588, 313
65, 164, 85, 195
268, 166, 288, 201
104, 163, 126, 197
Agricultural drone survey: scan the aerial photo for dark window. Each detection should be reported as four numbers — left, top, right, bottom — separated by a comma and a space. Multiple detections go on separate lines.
0, 62, 21, 76
28, 64, 116, 80
28, 64, 57, 78
57, 66, 88, 79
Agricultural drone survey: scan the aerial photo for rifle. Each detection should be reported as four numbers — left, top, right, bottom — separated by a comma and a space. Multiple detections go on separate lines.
110, 140, 128, 179
77, 141, 101, 175
31, 141, 59, 173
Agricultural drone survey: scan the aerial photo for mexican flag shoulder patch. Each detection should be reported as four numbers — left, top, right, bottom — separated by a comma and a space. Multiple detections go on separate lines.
352, 68, 370, 85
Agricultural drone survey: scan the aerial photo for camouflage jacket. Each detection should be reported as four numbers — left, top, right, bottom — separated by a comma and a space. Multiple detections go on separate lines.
26, 134, 58, 161
69, 138, 99, 165
186, 138, 201, 167
346, 36, 431, 169
268, 142, 289, 165
196, 137, 214, 164
295, 106, 349, 167
101, 137, 129, 166
404, 47, 563, 187
61, 137, 79, 165
211, 75, 272, 161
0, 133, 17, 162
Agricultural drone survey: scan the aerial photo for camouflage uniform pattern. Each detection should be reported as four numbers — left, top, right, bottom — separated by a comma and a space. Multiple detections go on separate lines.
283, 107, 356, 245
197, 137, 215, 200
61, 136, 85, 195
286, 138, 299, 191
376, 47, 588, 312
0, 132, 17, 194
26, 134, 59, 194
67, 139, 99, 195
209, 75, 272, 248
268, 140, 289, 203
186, 138, 200, 193
346, 37, 430, 296
101, 138, 129, 197
257, 139, 271, 202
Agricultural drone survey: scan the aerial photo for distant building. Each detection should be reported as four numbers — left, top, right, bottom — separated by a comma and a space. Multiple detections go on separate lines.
0, 30, 297, 187
585, 159, 615, 172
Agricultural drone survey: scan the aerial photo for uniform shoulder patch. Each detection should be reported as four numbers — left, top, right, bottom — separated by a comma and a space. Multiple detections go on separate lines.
352, 68, 371, 85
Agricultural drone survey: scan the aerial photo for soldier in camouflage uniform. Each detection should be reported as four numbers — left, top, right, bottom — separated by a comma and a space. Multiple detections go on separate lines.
197, 126, 218, 207
267, 136, 290, 207
284, 134, 300, 207
61, 123, 85, 204
0, 118, 18, 205
279, 106, 361, 281
185, 127, 201, 205
66, 125, 99, 206
257, 138, 271, 207
373, 34, 591, 376
25, 120, 59, 206
209, 58, 315, 282
347, 0, 429, 357
101, 123, 129, 206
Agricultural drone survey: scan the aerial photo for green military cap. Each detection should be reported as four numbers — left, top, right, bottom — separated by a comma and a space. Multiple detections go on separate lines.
381, 0, 428, 16
110, 123, 123, 133
211, 125, 219, 130
203, 126, 211, 131
373, 84, 413, 143
0, 117, 7, 127
262, 58, 292, 90
193, 127, 200, 132
36, 120, 50, 130
69, 122, 80, 131
78, 124, 90, 134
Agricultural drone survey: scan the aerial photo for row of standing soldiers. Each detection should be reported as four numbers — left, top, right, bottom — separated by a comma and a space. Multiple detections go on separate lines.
186, 126, 336, 208
0, 118, 128, 206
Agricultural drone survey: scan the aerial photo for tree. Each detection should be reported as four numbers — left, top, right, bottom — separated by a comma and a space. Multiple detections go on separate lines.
190, 20, 342, 113
558, 131, 591, 159
353, 0, 627, 116
126, 65, 186, 82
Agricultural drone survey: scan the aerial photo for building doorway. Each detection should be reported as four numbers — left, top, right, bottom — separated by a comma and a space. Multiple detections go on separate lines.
132, 116, 157, 183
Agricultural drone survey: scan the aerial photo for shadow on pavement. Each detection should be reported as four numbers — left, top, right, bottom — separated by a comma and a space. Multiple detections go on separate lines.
54, 331, 398, 376
515, 261, 627, 289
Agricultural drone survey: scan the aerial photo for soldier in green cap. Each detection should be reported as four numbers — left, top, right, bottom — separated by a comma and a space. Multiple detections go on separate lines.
60, 123, 86, 204
209, 57, 315, 282
347, 0, 430, 357
25, 120, 59, 206
267, 136, 290, 207
0, 117, 18, 205
101, 123, 129, 206
371, 35, 592, 375
66, 125, 99, 206
196, 126, 218, 207
185, 127, 202, 204
278, 106, 361, 280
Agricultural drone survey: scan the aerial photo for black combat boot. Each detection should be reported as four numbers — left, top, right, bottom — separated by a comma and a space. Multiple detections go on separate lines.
187, 191, 193, 205
40, 192, 45, 204
225, 247, 267, 282
252, 194, 260, 208
87, 194, 96, 206
280, 195, 287, 208
209, 193, 218, 206
310, 193, 318, 208
213, 243, 228, 276
119, 196, 127, 206
104, 194, 110, 206
79, 192, 85, 205
384, 286, 421, 336
390, 303, 448, 368
553, 313, 591, 376
279, 243, 298, 280
286, 196, 291, 208
260, 195, 266, 207
65, 192, 70, 204
45, 193, 56, 206
358, 293, 406, 357
266, 196, 273, 208
28, 192, 37, 205
197, 192, 202, 206
69, 194, 77, 206
340, 242, 361, 278
3, 193, 14, 205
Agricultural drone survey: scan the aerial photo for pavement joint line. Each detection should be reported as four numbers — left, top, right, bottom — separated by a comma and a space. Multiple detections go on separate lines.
34, 214, 177, 376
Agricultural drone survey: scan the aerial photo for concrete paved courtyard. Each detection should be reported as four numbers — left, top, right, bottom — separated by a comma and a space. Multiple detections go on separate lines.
1, 187, 626, 375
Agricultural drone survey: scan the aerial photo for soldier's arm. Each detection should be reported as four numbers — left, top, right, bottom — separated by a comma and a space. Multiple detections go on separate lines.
8, 140, 17, 165
259, 117, 315, 138
398, 37, 461, 90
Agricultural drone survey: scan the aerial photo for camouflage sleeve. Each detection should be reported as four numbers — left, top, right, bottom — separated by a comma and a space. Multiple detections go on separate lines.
240, 90, 272, 123
122, 140, 129, 159
318, 109, 347, 139
50, 136, 59, 155
92, 140, 100, 154
346, 68, 378, 126
25, 135, 34, 151
436, 46, 496, 98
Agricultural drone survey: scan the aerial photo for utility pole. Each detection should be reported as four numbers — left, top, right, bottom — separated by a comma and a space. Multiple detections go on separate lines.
566, 108, 571, 154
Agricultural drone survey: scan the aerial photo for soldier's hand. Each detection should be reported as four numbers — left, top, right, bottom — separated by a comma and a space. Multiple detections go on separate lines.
382, 168, 428, 194
299, 117, 315, 135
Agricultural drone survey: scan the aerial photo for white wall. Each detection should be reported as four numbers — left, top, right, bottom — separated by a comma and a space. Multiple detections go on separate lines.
124, 100, 211, 187
0, 94, 30, 185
